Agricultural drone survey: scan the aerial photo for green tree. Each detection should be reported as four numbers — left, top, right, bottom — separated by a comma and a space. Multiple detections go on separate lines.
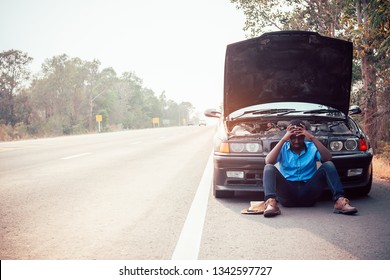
143, 88, 163, 123
179, 101, 195, 125
84, 62, 117, 131
372, 0, 390, 142
117, 71, 145, 129
36, 55, 88, 134
2, 50, 196, 139
340, 0, 389, 151
0, 50, 32, 125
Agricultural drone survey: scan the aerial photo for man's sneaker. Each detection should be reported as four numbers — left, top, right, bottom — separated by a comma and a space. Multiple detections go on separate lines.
264, 198, 281, 218
333, 197, 358, 215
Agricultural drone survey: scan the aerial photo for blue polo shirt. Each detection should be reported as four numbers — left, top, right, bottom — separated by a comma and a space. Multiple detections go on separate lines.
277, 141, 321, 181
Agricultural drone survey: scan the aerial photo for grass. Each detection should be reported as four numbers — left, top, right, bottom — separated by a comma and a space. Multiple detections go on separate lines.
373, 156, 390, 181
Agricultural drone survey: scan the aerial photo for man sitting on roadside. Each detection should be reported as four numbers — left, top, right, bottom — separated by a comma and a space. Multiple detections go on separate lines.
262, 119, 358, 218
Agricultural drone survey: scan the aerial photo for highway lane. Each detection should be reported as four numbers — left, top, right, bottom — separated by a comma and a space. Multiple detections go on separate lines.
0, 126, 215, 259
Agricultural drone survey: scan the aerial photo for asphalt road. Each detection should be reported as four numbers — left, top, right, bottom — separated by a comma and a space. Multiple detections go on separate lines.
1, 126, 389, 260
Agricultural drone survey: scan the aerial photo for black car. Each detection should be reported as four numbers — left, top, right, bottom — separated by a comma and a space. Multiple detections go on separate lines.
205, 31, 373, 198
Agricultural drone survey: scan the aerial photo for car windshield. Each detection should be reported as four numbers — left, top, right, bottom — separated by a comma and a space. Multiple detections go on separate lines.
230, 102, 345, 120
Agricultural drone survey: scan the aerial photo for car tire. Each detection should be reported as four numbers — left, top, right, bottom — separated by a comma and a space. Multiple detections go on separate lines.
355, 172, 372, 196
348, 166, 373, 197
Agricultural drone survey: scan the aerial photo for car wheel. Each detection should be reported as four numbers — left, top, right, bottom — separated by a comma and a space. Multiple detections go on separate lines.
348, 166, 373, 197
356, 172, 372, 196
212, 174, 234, 198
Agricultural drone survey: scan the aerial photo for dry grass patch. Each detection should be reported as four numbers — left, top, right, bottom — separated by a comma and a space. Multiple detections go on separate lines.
373, 156, 390, 181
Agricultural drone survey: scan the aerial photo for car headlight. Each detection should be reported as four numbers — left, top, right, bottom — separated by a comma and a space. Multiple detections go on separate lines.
230, 143, 245, 152
329, 138, 360, 152
329, 141, 343, 151
345, 139, 358, 151
216, 142, 262, 153
246, 143, 260, 153
231, 142, 262, 153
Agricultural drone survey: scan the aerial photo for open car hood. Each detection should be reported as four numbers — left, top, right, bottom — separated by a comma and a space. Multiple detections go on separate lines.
224, 31, 353, 117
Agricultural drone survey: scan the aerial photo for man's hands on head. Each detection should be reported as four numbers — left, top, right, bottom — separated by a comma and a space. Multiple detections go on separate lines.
284, 124, 313, 141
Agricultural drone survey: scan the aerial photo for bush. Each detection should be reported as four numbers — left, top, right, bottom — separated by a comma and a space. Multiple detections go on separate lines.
0, 123, 29, 141
0, 124, 14, 141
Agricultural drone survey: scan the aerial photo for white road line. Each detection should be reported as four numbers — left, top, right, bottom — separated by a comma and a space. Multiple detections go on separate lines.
61, 153, 91, 160
171, 151, 213, 260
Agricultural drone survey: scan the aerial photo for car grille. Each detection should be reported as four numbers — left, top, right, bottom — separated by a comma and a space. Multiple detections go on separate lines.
226, 172, 261, 185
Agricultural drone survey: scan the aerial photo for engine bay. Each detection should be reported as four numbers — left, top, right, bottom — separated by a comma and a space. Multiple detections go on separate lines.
228, 119, 357, 139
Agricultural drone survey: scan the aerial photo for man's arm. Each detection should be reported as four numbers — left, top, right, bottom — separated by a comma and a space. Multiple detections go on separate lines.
265, 124, 294, 164
296, 124, 332, 162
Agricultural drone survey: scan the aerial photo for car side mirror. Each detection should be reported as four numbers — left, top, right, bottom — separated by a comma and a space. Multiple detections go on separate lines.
204, 109, 221, 118
349, 105, 362, 115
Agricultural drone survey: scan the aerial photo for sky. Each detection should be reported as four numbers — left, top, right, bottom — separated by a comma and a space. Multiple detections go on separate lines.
0, 0, 247, 114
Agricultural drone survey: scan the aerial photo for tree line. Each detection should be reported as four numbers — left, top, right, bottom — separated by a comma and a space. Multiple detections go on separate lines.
0, 52, 194, 140
231, 0, 389, 154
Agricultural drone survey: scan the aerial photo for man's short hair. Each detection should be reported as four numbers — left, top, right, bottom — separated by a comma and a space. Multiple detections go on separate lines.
289, 119, 310, 130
